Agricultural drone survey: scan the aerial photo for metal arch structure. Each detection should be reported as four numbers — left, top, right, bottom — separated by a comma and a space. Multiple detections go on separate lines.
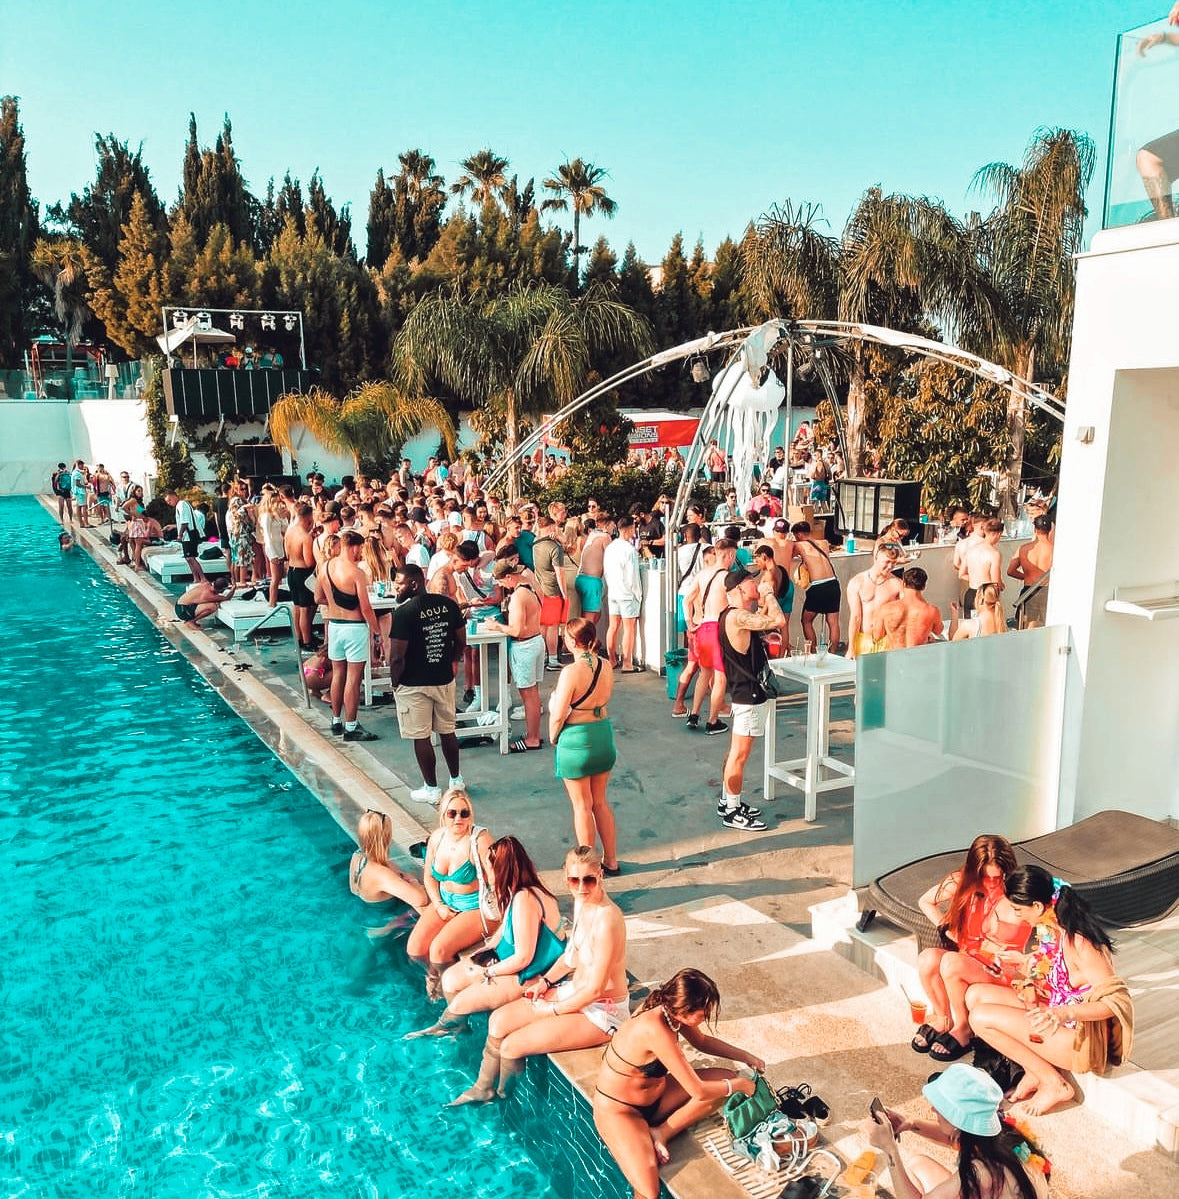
481, 319, 1064, 667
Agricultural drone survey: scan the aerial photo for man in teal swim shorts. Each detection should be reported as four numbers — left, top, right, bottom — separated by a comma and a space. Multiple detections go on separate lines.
574, 519, 610, 625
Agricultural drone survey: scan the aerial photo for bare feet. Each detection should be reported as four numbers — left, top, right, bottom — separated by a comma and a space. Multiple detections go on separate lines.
1006, 1076, 1039, 1105
649, 1128, 670, 1166
1010, 1077, 1074, 1118
446, 1085, 496, 1107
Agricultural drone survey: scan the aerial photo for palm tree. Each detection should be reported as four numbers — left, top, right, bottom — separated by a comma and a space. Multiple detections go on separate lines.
450, 149, 510, 208
393, 282, 652, 498
31, 238, 90, 400
541, 158, 618, 288
742, 193, 992, 473
967, 127, 1094, 517
268, 382, 456, 477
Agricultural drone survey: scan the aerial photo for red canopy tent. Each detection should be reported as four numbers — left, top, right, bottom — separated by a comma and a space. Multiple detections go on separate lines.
624, 409, 700, 448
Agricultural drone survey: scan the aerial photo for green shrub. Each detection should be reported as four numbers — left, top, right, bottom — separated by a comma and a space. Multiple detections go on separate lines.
531, 463, 710, 518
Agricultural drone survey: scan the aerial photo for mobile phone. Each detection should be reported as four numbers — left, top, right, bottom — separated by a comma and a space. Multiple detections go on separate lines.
869, 1096, 886, 1124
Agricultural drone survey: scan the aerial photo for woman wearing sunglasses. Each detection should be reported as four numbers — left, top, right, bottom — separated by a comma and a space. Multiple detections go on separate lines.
593, 968, 764, 1199
450, 845, 628, 1105
407, 836, 564, 1037
406, 790, 497, 1001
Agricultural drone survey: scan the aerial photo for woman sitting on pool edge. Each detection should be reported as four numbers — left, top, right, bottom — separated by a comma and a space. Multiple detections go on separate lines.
593, 968, 764, 1199
406, 790, 497, 1001
406, 835, 564, 1036
450, 845, 628, 1105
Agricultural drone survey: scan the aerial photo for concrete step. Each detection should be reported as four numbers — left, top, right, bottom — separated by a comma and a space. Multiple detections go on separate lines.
809, 891, 1179, 1162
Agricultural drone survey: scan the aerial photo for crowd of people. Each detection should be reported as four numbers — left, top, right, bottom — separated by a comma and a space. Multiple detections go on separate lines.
50, 437, 1092, 1199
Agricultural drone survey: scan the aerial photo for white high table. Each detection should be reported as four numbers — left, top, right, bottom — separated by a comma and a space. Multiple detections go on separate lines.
365, 592, 512, 755
764, 654, 856, 821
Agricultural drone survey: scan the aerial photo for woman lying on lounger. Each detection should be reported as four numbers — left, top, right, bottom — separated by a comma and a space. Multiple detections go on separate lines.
912, 834, 1031, 1063
406, 835, 564, 1037
965, 866, 1133, 1117
450, 845, 628, 1105
593, 969, 764, 1199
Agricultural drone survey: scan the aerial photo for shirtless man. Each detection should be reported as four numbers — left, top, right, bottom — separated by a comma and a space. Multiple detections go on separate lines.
1007, 515, 1053, 627
574, 519, 610, 626
963, 518, 1004, 616
313, 529, 381, 741
285, 502, 318, 650
173, 576, 236, 628
953, 514, 986, 603
485, 560, 545, 751
313, 504, 343, 566
682, 538, 737, 733
792, 521, 841, 652
871, 567, 943, 650
453, 844, 628, 1105
846, 543, 903, 658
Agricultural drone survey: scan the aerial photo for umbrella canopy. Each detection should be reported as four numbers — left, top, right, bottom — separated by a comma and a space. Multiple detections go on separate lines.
156, 323, 237, 356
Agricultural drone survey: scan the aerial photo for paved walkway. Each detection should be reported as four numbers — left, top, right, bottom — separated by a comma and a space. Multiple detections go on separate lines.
63, 512, 1179, 1198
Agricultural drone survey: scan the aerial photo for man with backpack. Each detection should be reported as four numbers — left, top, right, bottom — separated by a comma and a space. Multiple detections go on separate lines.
51, 463, 74, 525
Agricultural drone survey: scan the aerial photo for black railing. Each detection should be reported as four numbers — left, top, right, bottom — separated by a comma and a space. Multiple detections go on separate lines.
162, 368, 316, 419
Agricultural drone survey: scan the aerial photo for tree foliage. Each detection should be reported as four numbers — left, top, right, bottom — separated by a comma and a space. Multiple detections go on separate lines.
0, 96, 43, 366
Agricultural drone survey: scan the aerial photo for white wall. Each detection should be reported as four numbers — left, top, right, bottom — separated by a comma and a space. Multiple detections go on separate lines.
0, 399, 154, 495
1050, 220, 1179, 822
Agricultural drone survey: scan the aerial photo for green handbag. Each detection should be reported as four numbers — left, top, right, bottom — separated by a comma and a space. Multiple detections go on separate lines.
723, 1072, 778, 1140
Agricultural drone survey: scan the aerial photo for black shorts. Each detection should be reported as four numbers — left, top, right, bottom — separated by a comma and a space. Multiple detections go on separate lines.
180, 534, 200, 558
963, 586, 977, 616
803, 576, 841, 615
288, 565, 315, 608
175, 601, 198, 621
1143, 128, 1179, 176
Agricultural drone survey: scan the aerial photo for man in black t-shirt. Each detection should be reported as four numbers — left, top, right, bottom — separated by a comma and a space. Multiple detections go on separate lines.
388, 564, 467, 806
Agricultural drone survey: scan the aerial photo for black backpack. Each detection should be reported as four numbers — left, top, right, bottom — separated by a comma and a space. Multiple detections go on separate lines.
53, 471, 72, 497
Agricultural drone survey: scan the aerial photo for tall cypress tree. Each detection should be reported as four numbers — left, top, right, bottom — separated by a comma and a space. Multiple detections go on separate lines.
0, 96, 42, 367
306, 170, 354, 260
366, 168, 394, 268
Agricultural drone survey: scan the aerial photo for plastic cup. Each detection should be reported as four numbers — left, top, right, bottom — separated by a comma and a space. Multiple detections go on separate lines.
909, 998, 928, 1024
468, 618, 478, 636
846, 1171, 878, 1198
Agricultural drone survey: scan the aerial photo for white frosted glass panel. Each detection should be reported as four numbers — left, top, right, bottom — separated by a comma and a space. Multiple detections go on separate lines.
853, 626, 1068, 887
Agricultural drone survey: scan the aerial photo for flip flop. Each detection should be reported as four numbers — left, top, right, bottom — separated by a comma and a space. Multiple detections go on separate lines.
910, 1023, 938, 1054
508, 739, 530, 753
620, 666, 643, 674
928, 1032, 973, 1062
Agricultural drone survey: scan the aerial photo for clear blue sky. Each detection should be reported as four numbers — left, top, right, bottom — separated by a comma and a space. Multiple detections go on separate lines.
0, 0, 1153, 262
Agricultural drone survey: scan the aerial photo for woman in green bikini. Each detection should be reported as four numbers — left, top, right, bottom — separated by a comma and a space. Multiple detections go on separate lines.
549, 618, 620, 875
406, 836, 564, 1036
406, 790, 497, 1000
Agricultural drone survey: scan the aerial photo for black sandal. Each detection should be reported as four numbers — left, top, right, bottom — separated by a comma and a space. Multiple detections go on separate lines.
911, 1023, 939, 1053
928, 1032, 973, 1062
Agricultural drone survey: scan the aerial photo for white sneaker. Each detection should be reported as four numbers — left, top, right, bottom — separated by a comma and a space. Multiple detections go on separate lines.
509, 705, 525, 721
447, 774, 466, 791
464, 690, 483, 712
410, 783, 442, 805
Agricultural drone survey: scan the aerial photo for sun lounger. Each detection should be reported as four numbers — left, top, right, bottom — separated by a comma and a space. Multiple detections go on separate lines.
146, 542, 229, 583
214, 597, 322, 642
859, 810, 1179, 948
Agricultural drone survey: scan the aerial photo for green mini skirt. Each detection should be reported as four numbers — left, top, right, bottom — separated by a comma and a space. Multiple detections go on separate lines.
554, 719, 617, 780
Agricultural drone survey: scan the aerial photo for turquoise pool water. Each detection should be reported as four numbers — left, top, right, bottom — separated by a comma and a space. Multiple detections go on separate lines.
0, 495, 619, 1198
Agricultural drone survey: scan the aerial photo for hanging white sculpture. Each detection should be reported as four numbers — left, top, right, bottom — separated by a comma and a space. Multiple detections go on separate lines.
716, 359, 785, 517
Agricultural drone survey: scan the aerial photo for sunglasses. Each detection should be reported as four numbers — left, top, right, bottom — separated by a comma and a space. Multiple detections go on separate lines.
567, 873, 599, 887
364, 809, 390, 824
445, 808, 471, 819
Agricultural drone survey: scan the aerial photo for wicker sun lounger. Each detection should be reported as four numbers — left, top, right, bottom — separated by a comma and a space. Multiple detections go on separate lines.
858, 810, 1179, 949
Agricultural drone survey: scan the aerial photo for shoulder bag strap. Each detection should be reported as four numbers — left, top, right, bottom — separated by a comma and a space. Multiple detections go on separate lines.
569, 656, 604, 712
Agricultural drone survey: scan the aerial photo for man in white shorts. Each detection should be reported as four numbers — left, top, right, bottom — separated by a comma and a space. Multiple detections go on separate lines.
715, 565, 786, 830
602, 515, 643, 673
485, 560, 545, 751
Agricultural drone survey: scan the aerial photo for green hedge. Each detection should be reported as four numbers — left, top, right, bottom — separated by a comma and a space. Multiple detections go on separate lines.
530, 463, 710, 518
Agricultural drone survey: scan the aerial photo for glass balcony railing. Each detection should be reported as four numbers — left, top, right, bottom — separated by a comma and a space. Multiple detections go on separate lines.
1106, 17, 1179, 228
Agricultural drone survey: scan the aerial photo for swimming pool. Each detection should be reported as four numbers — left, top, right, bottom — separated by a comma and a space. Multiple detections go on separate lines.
0, 496, 629, 1199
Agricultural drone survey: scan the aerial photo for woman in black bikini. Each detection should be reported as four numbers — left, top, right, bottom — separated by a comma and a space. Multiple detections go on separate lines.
549, 618, 619, 875
592, 968, 765, 1199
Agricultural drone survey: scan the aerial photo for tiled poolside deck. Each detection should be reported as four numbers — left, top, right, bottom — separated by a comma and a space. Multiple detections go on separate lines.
61, 507, 1179, 1199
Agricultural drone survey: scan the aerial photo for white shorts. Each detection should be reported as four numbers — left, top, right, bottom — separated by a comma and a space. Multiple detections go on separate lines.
328, 620, 371, 664
608, 595, 641, 619
730, 700, 771, 738
556, 981, 630, 1034
509, 634, 546, 688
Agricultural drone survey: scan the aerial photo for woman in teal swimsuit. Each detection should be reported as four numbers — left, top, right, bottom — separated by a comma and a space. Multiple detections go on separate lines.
592, 969, 765, 1199
406, 790, 497, 1000
407, 836, 564, 1036
350, 809, 429, 933
550, 618, 620, 875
